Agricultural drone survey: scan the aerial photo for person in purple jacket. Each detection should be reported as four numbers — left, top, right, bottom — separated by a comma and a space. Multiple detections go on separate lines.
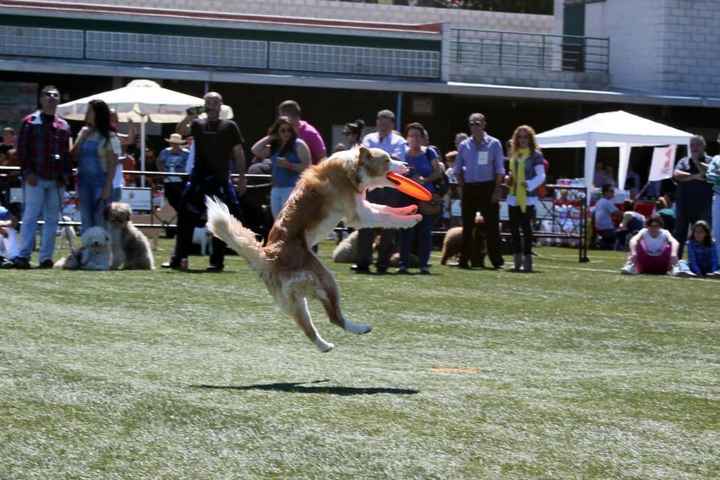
278, 100, 326, 165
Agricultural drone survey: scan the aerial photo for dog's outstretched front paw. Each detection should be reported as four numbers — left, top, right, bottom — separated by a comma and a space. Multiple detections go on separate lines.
345, 321, 372, 335
315, 338, 335, 353
397, 205, 418, 215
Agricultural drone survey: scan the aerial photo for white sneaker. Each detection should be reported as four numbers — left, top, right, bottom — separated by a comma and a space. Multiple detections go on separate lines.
672, 265, 696, 278
621, 262, 637, 275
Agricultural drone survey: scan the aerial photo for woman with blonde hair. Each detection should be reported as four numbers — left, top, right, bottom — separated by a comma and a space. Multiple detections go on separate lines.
505, 125, 546, 272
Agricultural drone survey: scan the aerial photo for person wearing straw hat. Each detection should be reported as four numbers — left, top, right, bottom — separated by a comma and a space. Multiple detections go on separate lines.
157, 133, 189, 214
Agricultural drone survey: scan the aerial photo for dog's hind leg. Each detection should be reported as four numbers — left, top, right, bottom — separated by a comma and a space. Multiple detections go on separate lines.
287, 295, 335, 353
309, 257, 372, 335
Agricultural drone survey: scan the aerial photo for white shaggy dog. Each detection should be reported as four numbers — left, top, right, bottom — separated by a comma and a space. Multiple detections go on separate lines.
54, 226, 112, 270
105, 202, 155, 270
206, 146, 422, 352
192, 226, 213, 256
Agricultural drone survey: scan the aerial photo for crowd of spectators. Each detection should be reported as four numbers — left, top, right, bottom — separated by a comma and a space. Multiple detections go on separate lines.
1, 84, 720, 278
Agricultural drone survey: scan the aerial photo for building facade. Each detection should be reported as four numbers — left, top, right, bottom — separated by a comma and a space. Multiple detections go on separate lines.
1, 0, 718, 179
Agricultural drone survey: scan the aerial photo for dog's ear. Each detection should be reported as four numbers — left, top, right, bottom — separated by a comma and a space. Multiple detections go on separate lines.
357, 146, 372, 167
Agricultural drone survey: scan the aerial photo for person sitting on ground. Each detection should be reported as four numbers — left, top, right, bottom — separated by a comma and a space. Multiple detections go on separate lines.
615, 200, 646, 251
593, 184, 620, 249
621, 215, 680, 275
676, 220, 719, 277
0, 205, 19, 268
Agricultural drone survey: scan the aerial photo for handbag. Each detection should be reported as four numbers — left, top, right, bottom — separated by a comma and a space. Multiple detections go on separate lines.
433, 169, 450, 197
418, 192, 443, 216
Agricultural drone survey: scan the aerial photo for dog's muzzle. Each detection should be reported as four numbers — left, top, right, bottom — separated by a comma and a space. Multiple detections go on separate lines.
385, 159, 409, 185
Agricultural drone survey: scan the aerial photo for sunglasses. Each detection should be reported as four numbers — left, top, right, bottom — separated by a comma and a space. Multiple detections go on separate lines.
44, 91, 60, 99
469, 121, 483, 126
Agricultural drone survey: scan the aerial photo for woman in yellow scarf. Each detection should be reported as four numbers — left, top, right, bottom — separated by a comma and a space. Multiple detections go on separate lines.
506, 125, 546, 272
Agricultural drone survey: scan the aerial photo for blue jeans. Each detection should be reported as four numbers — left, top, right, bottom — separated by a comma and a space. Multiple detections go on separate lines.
271, 186, 294, 218
78, 181, 107, 234
400, 213, 434, 269
711, 193, 720, 259
17, 178, 63, 262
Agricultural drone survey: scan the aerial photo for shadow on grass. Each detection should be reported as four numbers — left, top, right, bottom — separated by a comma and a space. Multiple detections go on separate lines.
191, 379, 419, 396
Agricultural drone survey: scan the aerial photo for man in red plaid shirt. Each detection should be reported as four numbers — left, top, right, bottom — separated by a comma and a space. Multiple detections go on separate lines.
10, 85, 72, 269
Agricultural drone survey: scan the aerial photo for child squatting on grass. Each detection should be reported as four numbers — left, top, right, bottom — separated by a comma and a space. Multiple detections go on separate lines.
0, 206, 19, 268
621, 214, 681, 276
675, 220, 720, 278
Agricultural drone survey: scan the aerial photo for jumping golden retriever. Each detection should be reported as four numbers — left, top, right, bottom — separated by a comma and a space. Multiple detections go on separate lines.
206, 146, 422, 352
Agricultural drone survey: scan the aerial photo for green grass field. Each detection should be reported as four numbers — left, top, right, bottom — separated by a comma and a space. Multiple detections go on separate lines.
2, 241, 719, 479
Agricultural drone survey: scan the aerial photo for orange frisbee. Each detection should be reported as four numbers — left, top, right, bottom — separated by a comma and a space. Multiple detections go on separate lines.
386, 171, 432, 202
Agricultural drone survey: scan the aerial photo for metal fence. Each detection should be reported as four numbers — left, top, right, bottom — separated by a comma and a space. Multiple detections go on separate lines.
0, 25, 440, 79
449, 28, 610, 73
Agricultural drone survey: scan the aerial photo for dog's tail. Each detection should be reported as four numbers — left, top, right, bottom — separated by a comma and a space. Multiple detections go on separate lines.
205, 196, 267, 272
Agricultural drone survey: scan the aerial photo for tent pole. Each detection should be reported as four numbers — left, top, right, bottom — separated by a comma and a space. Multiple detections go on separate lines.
140, 116, 146, 188
617, 143, 632, 194
584, 139, 597, 206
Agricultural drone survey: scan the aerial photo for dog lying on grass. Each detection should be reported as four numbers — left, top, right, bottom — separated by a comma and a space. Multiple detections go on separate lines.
54, 226, 111, 270
440, 214, 487, 267
206, 146, 422, 352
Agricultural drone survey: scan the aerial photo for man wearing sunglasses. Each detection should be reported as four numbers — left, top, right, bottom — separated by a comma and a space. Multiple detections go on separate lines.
10, 86, 71, 269
453, 113, 506, 270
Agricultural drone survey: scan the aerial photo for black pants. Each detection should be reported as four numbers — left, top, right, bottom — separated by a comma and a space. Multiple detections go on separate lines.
356, 187, 398, 269
357, 228, 396, 269
461, 182, 503, 267
509, 205, 534, 255
163, 181, 185, 214
674, 203, 711, 259
172, 177, 241, 268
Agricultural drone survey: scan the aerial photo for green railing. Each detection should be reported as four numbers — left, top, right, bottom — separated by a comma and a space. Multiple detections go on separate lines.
450, 28, 609, 73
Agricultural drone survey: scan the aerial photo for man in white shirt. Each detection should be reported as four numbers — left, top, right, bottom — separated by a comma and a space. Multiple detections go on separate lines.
353, 109, 406, 274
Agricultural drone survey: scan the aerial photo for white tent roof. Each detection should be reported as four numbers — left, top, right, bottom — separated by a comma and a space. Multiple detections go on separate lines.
535, 110, 693, 193
537, 110, 693, 148
57, 79, 233, 123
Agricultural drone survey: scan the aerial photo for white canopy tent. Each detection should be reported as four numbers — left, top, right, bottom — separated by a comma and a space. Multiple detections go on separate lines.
536, 110, 694, 194
57, 79, 233, 186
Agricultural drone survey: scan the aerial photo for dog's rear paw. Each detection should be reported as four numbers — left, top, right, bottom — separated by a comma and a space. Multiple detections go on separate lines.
345, 321, 372, 335
315, 338, 335, 353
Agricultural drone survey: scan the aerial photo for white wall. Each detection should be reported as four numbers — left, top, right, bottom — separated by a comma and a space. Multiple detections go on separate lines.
580, 0, 720, 97
655, 0, 720, 97
584, 1, 606, 39
605, 0, 664, 94
49, 0, 554, 32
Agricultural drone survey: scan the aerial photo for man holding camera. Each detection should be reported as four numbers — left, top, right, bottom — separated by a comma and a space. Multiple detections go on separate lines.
165, 91, 246, 272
